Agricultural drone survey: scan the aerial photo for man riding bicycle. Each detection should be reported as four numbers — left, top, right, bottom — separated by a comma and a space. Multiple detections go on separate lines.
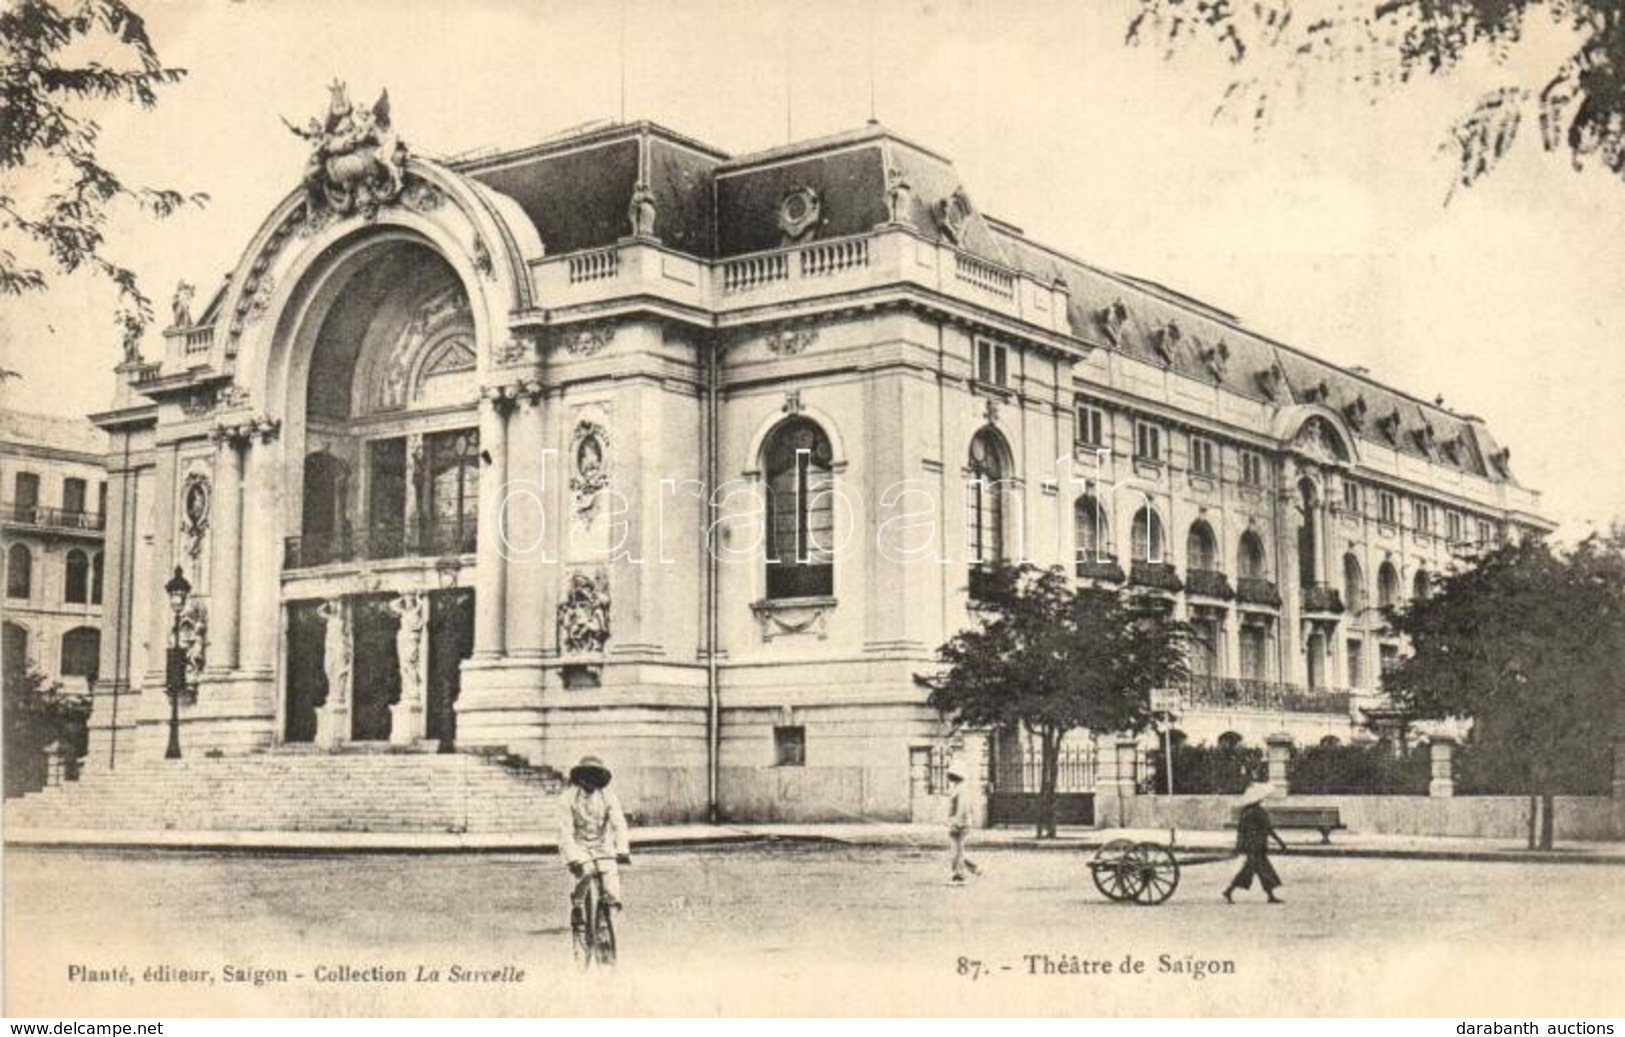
559, 755, 631, 930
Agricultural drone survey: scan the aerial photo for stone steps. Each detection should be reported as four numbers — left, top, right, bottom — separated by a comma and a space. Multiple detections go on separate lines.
3, 751, 567, 834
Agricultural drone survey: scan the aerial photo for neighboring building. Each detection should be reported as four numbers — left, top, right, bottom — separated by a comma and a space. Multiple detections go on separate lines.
1, 410, 108, 696
78, 102, 1551, 825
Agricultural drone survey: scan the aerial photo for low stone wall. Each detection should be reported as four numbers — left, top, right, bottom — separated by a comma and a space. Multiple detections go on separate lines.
1116, 794, 1625, 841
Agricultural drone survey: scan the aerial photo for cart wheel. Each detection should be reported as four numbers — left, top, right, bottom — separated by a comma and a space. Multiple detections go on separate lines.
1128, 842, 1180, 905
1089, 839, 1144, 902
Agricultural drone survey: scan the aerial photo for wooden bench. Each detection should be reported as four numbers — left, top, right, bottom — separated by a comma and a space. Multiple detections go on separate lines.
1229, 805, 1346, 844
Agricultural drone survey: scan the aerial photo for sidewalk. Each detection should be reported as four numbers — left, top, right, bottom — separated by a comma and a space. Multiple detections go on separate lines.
8, 820, 1625, 864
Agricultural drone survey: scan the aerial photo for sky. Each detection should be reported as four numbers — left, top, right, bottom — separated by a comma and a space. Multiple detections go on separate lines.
1, 0, 1621, 537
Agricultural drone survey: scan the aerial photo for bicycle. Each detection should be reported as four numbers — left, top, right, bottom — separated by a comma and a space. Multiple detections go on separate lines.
570, 857, 620, 969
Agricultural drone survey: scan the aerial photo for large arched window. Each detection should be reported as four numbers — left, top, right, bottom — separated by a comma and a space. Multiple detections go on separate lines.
1238, 530, 1268, 580
1130, 505, 1165, 563
765, 417, 835, 599
1344, 554, 1365, 615
1378, 562, 1400, 609
1074, 493, 1108, 562
2, 622, 26, 685
1298, 478, 1319, 589
60, 627, 100, 680
1186, 520, 1218, 571
1413, 569, 1431, 602
967, 429, 1010, 569
64, 549, 89, 605
6, 543, 31, 599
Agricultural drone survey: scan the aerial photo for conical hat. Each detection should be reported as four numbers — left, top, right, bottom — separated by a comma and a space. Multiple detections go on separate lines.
1239, 782, 1277, 806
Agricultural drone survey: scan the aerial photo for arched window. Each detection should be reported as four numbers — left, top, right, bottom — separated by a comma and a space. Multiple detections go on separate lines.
91, 552, 104, 606
1130, 505, 1164, 563
1378, 562, 1400, 609
1186, 520, 1218, 571
2, 622, 26, 685
6, 543, 31, 599
766, 418, 835, 599
1344, 554, 1365, 615
64, 549, 89, 605
1238, 531, 1267, 580
967, 429, 1010, 569
1413, 569, 1431, 602
60, 627, 100, 680
1074, 493, 1108, 563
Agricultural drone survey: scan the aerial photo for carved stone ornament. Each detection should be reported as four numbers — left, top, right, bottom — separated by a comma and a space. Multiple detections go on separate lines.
563, 325, 614, 359
1415, 422, 1439, 456
171, 281, 196, 329
884, 168, 912, 225
1292, 418, 1341, 464
569, 420, 611, 522
179, 389, 216, 419
179, 473, 211, 559
1096, 299, 1130, 346
627, 180, 658, 239
935, 188, 973, 245
781, 389, 805, 416
1377, 409, 1403, 444
217, 384, 251, 410
1257, 362, 1290, 403
1200, 339, 1230, 381
400, 177, 445, 214
179, 599, 208, 684
764, 327, 817, 357
495, 334, 537, 366
557, 571, 611, 655
229, 210, 301, 349
282, 80, 408, 220
778, 185, 822, 245
1344, 395, 1369, 431
378, 286, 470, 411
1151, 320, 1182, 365
472, 236, 495, 280
316, 599, 351, 710
1490, 446, 1511, 477
1303, 379, 1332, 405
749, 597, 834, 642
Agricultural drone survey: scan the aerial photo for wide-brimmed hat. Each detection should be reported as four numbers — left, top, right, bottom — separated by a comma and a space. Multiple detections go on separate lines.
1238, 782, 1277, 806
569, 755, 612, 786
946, 762, 966, 781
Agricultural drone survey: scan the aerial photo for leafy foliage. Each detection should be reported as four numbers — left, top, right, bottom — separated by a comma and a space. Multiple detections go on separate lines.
1288, 740, 1433, 795
1382, 532, 1625, 843
0, 0, 206, 364
3, 666, 90, 797
1146, 736, 1264, 794
1126, 1, 1625, 196
920, 563, 1190, 835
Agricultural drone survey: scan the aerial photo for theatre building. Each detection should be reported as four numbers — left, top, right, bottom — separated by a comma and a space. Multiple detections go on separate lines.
18, 92, 1551, 829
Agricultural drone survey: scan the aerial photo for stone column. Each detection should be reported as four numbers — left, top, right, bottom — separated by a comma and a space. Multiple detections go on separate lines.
239, 427, 282, 674
1429, 736, 1457, 798
1265, 733, 1294, 791
146, 444, 179, 685
473, 389, 512, 657
89, 442, 140, 769
504, 390, 546, 655
206, 429, 246, 672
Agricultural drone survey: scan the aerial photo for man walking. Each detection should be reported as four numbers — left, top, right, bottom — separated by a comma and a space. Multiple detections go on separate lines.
946, 763, 981, 885
1224, 781, 1287, 904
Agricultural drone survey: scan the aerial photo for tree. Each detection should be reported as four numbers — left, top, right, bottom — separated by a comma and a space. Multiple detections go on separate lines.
3, 666, 91, 798
919, 563, 1190, 838
1383, 533, 1625, 848
1126, 1, 1625, 197
0, 0, 206, 372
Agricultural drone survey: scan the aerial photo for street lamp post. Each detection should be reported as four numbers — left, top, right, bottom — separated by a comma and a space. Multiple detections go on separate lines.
164, 566, 192, 761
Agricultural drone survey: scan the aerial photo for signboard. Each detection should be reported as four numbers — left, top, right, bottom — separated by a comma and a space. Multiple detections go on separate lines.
1149, 687, 1182, 714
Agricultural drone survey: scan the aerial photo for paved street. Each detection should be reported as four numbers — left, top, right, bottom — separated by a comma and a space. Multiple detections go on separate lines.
6, 841, 1622, 1016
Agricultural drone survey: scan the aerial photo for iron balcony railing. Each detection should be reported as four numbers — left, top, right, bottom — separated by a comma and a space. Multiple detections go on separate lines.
1183, 674, 1353, 715
283, 515, 478, 570
1301, 582, 1347, 615
1, 504, 105, 532
1235, 577, 1283, 608
1075, 554, 1127, 584
1128, 560, 1183, 593
1184, 568, 1235, 601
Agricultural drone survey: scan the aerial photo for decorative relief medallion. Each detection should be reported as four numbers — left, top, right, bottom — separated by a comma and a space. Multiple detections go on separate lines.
569, 420, 611, 524
749, 598, 834, 643
562, 325, 614, 359
282, 80, 408, 220
763, 327, 817, 357
180, 473, 211, 559
179, 600, 208, 684
557, 571, 611, 654
935, 188, 973, 245
778, 185, 822, 245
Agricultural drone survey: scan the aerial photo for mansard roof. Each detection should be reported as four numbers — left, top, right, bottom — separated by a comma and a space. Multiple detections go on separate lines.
449, 118, 1520, 485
